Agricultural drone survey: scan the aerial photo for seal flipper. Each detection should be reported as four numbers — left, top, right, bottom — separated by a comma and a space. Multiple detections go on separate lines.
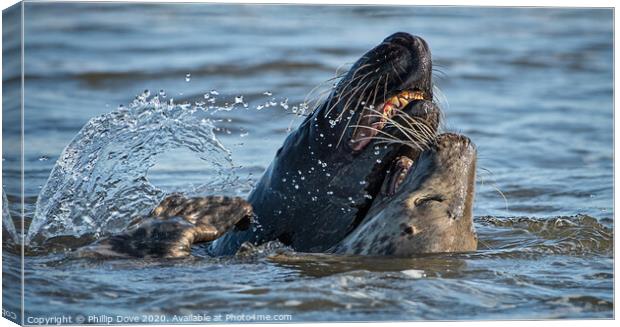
76, 195, 253, 259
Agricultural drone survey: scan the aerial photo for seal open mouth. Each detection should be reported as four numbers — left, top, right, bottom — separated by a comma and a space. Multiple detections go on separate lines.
349, 89, 428, 151
319, 32, 434, 154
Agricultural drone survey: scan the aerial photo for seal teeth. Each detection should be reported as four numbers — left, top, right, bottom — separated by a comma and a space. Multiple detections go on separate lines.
382, 90, 426, 119
411, 91, 425, 100
351, 90, 427, 152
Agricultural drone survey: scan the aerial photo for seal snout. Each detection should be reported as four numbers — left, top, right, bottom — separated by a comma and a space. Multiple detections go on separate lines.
345, 34, 433, 153
383, 32, 429, 54
432, 133, 477, 168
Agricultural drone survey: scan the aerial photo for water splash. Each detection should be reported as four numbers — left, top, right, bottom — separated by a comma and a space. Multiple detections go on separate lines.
2, 189, 19, 243
26, 92, 235, 245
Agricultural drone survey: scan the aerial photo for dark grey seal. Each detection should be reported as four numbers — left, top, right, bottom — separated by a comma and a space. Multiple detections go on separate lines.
209, 32, 438, 255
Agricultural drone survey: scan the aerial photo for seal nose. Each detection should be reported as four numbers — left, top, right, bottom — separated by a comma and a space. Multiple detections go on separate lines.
384, 32, 415, 44
384, 32, 429, 54
433, 133, 477, 170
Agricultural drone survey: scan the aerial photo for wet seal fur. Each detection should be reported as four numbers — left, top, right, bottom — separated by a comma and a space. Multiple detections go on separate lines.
77, 32, 478, 259
210, 32, 439, 255
77, 195, 253, 258
331, 133, 478, 256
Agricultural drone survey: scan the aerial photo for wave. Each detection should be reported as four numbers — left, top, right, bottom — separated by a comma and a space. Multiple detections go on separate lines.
474, 215, 613, 256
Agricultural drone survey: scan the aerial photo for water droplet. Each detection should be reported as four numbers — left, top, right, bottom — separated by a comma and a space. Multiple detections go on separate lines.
263, 91, 272, 96
294, 184, 299, 189
159, 89, 166, 98
38, 156, 49, 161
280, 98, 289, 110
185, 73, 191, 82
234, 95, 244, 104
376, 159, 382, 163
210, 89, 219, 95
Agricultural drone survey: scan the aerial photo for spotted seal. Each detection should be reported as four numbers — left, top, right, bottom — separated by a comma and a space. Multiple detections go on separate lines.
330, 133, 478, 256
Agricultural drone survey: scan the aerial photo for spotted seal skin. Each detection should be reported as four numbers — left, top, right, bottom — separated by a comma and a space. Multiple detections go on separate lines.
210, 32, 438, 255
331, 133, 478, 256
76, 195, 253, 259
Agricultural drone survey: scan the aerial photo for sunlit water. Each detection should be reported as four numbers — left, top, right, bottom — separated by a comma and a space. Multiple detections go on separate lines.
2, 3, 613, 322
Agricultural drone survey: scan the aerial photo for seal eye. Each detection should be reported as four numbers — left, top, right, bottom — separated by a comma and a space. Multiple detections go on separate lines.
414, 194, 445, 207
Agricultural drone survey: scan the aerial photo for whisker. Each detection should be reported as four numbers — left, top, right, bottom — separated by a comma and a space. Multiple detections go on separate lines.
432, 84, 449, 115
365, 109, 437, 145
334, 61, 354, 77
477, 238, 493, 250
362, 113, 426, 151
324, 71, 373, 117
304, 77, 339, 107
340, 72, 374, 116
476, 167, 509, 214
350, 122, 426, 152
390, 61, 404, 84
335, 76, 383, 148
394, 111, 437, 144
337, 79, 374, 145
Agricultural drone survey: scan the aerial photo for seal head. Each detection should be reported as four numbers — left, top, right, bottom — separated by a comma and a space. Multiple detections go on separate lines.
332, 133, 478, 256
